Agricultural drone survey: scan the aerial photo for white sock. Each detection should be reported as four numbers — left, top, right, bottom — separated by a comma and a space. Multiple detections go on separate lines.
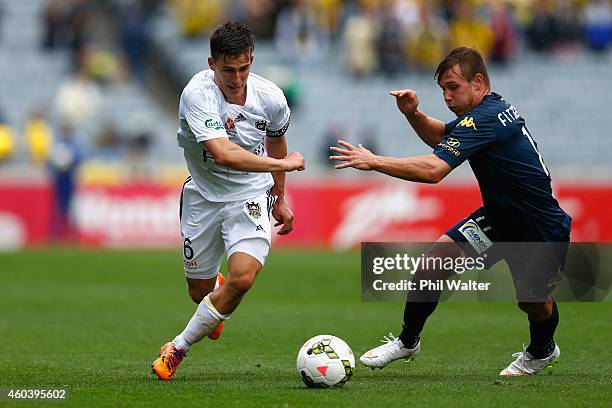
172, 294, 229, 351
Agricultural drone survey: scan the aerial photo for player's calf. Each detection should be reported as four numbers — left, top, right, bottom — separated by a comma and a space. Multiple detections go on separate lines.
207, 273, 226, 340
209, 252, 261, 315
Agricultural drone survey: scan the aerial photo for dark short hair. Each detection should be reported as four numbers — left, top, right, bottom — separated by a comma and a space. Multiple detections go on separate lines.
210, 21, 255, 61
434, 47, 490, 87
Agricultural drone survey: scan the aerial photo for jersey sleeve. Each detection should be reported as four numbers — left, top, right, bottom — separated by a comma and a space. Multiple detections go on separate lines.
434, 114, 497, 168
266, 92, 291, 138
444, 117, 461, 135
182, 89, 228, 142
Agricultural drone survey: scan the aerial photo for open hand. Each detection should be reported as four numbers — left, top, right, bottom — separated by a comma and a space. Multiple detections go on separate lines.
329, 140, 378, 170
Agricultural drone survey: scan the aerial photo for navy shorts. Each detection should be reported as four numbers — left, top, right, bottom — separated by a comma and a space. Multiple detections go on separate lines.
446, 207, 569, 302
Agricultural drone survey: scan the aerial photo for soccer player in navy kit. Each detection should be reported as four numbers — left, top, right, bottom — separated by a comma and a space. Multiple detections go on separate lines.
330, 47, 571, 376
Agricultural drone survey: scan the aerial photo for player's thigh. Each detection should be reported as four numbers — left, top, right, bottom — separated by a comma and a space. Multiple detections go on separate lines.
413, 234, 466, 280
220, 193, 273, 291
507, 242, 569, 302
225, 243, 267, 293
445, 207, 505, 267
180, 180, 225, 280
222, 192, 273, 267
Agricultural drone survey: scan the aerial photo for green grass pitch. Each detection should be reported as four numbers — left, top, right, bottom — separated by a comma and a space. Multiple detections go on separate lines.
2, 248, 611, 407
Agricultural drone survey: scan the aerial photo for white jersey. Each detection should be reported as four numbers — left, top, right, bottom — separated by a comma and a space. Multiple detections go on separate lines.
177, 69, 291, 202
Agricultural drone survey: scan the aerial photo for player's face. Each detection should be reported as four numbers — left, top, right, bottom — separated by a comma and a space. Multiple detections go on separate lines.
208, 53, 253, 100
438, 65, 477, 116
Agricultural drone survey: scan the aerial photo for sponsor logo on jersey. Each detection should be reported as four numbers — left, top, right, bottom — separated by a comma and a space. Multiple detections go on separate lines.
253, 143, 265, 156
235, 113, 247, 123
458, 219, 493, 254
225, 117, 236, 130
184, 260, 198, 269
447, 137, 460, 147
266, 119, 290, 137
256, 120, 268, 131
205, 118, 224, 130
437, 140, 461, 156
246, 201, 262, 219
457, 117, 477, 130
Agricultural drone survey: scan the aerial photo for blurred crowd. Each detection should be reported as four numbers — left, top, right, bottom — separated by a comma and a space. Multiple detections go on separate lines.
168, 0, 612, 77
1, 0, 612, 168
9, 0, 160, 163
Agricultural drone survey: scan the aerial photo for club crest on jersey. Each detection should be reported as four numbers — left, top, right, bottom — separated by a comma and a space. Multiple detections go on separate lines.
457, 117, 477, 130
235, 113, 247, 123
225, 117, 236, 130
256, 120, 268, 131
246, 202, 261, 219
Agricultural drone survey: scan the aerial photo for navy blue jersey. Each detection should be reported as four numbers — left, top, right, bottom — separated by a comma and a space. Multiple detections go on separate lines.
433, 92, 571, 241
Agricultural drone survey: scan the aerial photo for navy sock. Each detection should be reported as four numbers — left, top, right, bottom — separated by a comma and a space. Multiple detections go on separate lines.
526, 300, 559, 359
399, 301, 439, 348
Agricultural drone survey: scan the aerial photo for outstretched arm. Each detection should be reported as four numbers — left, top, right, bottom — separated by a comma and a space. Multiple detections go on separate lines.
390, 89, 446, 148
330, 140, 451, 184
203, 137, 304, 172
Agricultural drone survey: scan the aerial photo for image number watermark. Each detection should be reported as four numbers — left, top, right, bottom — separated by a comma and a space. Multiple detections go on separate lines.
1, 389, 69, 401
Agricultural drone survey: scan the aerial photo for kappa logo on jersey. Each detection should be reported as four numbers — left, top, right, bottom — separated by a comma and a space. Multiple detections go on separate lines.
457, 117, 477, 130
205, 118, 224, 130
246, 201, 262, 219
225, 117, 236, 130
459, 219, 493, 254
255, 120, 268, 131
235, 113, 247, 123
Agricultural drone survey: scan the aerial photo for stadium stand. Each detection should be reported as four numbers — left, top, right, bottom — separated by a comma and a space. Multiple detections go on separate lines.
147, 5, 612, 177
0, 0, 178, 166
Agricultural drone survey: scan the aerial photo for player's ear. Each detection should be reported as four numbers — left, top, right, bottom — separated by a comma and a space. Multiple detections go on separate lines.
473, 73, 484, 91
207, 56, 215, 70
249, 52, 254, 65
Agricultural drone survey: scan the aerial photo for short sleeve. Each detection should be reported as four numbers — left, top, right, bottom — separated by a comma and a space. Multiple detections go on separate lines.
266, 93, 291, 138
434, 115, 497, 168
444, 117, 461, 135
182, 89, 228, 142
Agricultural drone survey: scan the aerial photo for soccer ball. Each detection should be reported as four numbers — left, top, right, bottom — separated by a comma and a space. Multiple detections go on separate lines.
296, 334, 355, 388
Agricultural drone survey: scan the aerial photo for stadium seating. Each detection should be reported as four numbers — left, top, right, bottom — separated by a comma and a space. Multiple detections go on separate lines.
0, 0, 179, 163
148, 9, 612, 176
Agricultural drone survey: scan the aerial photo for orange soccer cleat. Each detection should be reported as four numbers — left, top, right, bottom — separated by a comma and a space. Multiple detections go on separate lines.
151, 342, 187, 380
207, 273, 225, 340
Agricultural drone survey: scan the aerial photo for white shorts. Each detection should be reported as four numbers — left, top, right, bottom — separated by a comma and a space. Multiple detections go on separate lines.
180, 178, 275, 279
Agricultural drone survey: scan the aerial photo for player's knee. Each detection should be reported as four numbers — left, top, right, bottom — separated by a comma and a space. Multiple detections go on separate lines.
414, 246, 461, 281
226, 273, 255, 295
517, 301, 550, 320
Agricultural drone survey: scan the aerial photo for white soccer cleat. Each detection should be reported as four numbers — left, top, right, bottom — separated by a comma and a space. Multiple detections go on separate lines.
499, 344, 560, 376
359, 333, 420, 369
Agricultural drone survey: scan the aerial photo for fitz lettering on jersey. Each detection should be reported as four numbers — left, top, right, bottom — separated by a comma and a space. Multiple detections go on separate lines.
497, 105, 521, 127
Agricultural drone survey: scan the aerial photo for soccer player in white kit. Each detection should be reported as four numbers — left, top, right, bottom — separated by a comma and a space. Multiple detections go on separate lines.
152, 21, 305, 380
